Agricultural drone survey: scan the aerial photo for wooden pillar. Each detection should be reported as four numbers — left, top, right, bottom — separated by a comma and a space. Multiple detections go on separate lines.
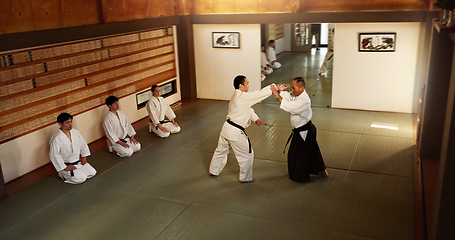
0, 163, 6, 199
430, 36, 455, 240
176, 15, 197, 100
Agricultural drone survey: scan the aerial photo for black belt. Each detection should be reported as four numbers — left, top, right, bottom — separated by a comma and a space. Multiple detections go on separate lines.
283, 121, 312, 153
119, 135, 131, 143
150, 119, 170, 130
227, 119, 251, 153
64, 160, 81, 176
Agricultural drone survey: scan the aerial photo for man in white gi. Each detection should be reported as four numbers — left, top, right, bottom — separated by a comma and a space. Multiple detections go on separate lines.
266, 39, 282, 69
146, 85, 181, 138
103, 96, 141, 157
271, 77, 328, 182
261, 44, 273, 78
208, 75, 284, 183
49, 113, 97, 184
319, 25, 335, 75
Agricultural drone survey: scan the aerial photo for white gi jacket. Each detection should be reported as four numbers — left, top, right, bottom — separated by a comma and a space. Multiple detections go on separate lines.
279, 90, 313, 140
103, 110, 137, 144
146, 96, 176, 125
266, 47, 277, 62
49, 129, 90, 171
220, 86, 273, 141
261, 52, 270, 69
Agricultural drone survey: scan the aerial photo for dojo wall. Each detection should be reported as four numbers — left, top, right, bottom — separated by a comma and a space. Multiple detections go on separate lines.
332, 22, 421, 113
194, 24, 261, 100
0, 26, 181, 183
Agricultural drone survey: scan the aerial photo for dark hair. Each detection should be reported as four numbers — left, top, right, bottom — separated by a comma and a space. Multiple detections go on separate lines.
233, 75, 246, 89
105, 96, 119, 106
293, 77, 306, 87
151, 85, 159, 92
57, 112, 73, 124
268, 39, 275, 45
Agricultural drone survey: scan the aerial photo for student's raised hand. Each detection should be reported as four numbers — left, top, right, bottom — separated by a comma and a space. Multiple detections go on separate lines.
277, 84, 290, 91
270, 84, 279, 95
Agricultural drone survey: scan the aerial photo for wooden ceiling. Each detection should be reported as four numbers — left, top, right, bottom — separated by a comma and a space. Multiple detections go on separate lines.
0, 0, 435, 35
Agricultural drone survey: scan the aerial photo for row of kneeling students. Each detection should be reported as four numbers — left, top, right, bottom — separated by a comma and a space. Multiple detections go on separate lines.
49, 84, 180, 184
260, 39, 282, 81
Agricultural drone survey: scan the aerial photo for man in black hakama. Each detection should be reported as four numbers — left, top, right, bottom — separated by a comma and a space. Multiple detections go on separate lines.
272, 77, 328, 182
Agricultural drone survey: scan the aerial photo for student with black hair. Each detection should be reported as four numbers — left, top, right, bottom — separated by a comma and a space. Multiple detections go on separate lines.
103, 96, 141, 157
49, 112, 97, 184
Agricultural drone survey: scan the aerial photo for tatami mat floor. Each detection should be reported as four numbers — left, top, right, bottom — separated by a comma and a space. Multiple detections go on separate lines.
0, 50, 416, 240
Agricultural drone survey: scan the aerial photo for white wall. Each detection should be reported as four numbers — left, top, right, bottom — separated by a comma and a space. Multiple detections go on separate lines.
332, 23, 421, 113
194, 24, 261, 100
0, 26, 181, 183
282, 24, 292, 52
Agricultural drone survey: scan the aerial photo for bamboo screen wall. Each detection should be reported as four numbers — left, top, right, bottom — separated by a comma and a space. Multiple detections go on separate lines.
0, 27, 176, 144
268, 24, 284, 41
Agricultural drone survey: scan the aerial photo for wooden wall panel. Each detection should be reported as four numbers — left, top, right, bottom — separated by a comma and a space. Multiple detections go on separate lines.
0, 27, 176, 143
0, 1, 6, 34
191, 0, 213, 14
102, 0, 129, 22
258, 0, 282, 13
175, 0, 191, 15
364, 0, 393, 11
148, 0, 176, 18
334, 0, 363, 12
282, 0, 300, 13
124, 0, 148, 20
3, 0, 35, 33
393, 0, 426, 10
213, 0, 235, 13
61, 0, 89, 26
235, 0, 258, 13
300, 0, 336, 12
85, 0, 101, 24
30, 0, 63, 29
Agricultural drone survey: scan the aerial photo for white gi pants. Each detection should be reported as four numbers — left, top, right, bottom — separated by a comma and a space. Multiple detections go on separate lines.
319, 49, 333, 74
149, 122, 181, 138
209, 133, 254, 182
58, 163, 97, 184
271, 61, 281, 69
261, 73, 267, 81
108, 138, 141, 157
262, 67, 273, 75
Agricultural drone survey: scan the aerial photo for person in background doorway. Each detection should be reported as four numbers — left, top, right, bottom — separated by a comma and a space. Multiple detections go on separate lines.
311, 23, 321, 50
319, 25, 335, 75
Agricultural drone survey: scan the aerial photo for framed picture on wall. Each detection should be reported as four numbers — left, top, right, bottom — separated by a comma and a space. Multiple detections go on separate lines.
359, 32, 396, 52
212, 32, 240, 48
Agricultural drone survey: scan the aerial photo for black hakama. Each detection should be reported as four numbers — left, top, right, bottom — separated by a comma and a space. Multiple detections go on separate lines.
286, 121, 326, 182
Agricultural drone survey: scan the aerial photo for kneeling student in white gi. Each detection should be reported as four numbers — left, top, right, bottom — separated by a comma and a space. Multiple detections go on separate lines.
266, 39, 282, 69
146, 85, 181, 138
49, 113, 97, 184
103, 96, 141, 157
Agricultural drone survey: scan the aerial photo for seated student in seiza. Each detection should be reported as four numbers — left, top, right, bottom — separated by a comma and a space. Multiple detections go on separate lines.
103, 96, 141, 157
49, 112, 97, 184
146, 85, 181, 138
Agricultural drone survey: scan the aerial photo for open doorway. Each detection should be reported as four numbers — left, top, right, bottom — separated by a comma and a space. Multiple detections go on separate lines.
261, 23, 334, 108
